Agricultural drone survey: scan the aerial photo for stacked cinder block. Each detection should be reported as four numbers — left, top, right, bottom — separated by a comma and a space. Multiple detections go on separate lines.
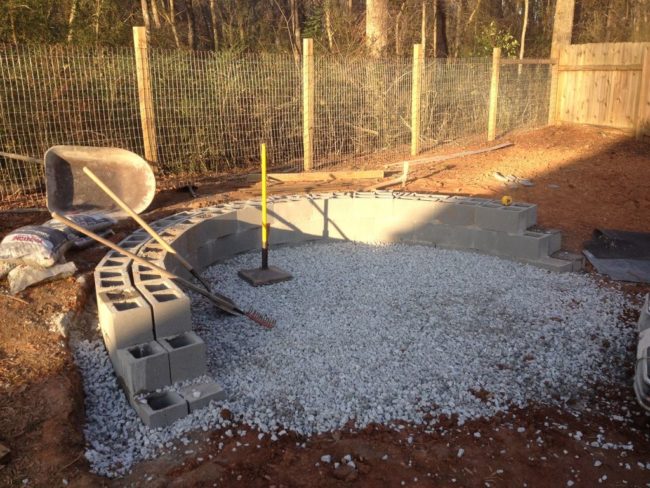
94, 218, 225, 429
95, 191, 581, 427
634, 294, 650, 411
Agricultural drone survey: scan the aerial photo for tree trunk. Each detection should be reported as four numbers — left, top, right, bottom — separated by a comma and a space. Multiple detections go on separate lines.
94, 0, 103, 41
365, 0, 389, 57
432, 0, 437, 57
8, 0, 18, 46
421, 1, 427, 52
140, 0, 151, 33
185, 0, 197, 50
551, 0, 575, 58
290, 0, 301, 60
167, 0, 181, 48
324, 0, 334, 51
67, 0, 79, 43
453, 1, 463, 57
435, 0, 448, 57
209, 0, 219, 49
151, 0, 162, 29
467, 0, 481, 26
395, 1, 406, 56
518, 0, 529, 74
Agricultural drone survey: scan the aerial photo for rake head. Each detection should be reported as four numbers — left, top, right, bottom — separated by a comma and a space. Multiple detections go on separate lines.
244, 309, 276, 329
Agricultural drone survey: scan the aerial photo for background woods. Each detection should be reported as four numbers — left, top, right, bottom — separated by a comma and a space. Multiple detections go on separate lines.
1, 1, 648, 57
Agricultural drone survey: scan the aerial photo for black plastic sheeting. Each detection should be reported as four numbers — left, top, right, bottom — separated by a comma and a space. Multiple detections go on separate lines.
583, 229, 650, 283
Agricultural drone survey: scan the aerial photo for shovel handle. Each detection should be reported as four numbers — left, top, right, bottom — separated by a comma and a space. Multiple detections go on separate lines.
51, 212, 240, 315
83, 167, 195, 272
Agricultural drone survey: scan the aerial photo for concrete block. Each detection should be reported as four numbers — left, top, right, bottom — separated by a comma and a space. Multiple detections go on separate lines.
137, 280, 192, 338
411, 223, 475, 249
97, 290, 154, 350
132, 263, 165, 284
638, 332, 650, 386
432, 200, 477, 226
495, 231, 552, 260
475, 204, 535, 234
551, 250, 583, 272
634, 365, 650, 409
94, 268, 131, 295
158, 332, 206, 383
212, 227, 263, 257
97, 253, 131, 272
178, 381, 226, 412
117, 340, 171, 395
100, 326, 121, 377
639, 294, 650, 334
236, 205, 266, 232
544, 229, 562, 254
528, 256, 574, 273
204, 212, 239, 238
118, 233, 150, 252
134, 390, 189, 428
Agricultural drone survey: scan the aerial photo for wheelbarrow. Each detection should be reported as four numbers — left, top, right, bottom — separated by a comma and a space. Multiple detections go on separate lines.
44, 146, 156, 216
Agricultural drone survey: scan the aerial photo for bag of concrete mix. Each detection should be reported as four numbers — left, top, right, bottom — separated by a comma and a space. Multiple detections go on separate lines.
43, 211, 116, 248
0, 211, 115, 268
0, 225, 72, 267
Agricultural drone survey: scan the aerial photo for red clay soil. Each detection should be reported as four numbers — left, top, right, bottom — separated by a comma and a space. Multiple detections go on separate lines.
1, 124, 650, 487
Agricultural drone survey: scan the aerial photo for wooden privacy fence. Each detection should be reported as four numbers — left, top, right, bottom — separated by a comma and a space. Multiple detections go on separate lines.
551, 42, 650, 139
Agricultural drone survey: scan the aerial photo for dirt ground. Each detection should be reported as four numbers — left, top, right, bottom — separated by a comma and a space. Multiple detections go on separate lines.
1, 124, 650, 487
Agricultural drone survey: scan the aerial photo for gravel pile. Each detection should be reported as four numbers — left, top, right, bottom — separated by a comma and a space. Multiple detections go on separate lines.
75, 242, 634, 476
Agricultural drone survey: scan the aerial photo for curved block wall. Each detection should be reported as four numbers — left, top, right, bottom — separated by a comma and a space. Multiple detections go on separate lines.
94, 191, 577, 427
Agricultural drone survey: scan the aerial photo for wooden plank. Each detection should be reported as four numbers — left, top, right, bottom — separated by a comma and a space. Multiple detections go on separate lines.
385, 142, 514, 169
558, 64, 642, 72
410, 44, 423, 156
132, 26, 158, 164
245, 169, 386, 183
302, 38, 314, 171
487, 48, 501, 141
636, 46, 650, 139
501, 58, 558, 65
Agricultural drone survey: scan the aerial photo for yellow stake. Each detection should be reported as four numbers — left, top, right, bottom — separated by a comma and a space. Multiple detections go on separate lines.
261, 143, 268, 248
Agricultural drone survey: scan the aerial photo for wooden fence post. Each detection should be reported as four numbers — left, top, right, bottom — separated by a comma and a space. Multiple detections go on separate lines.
635, 46, 650, 140
302, 38, 314, 171
487, 47, 501, 142
411, 43, 423, 156
133, 26, 158, 164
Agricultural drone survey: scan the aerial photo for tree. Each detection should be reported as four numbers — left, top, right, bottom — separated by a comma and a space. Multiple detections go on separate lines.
518, 0, 529, 73
365, 0, 389, 57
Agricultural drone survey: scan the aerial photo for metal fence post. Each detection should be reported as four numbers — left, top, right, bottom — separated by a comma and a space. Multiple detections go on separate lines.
133, 26, 158, 164
410, 44, 423, 156
487, 47, 501, 142
302, 38, 314, 171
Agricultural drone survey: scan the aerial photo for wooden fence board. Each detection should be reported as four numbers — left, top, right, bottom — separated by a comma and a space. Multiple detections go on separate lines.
557, 42, 650, 135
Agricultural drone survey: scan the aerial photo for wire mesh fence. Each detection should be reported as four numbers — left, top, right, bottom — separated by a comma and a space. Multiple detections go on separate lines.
313, 56, 412, 168
420, 58, 493, 152
497, 63, 553, 134
148, 51, 303, 178
0, 44, 552, 207
0, 45, 141, 204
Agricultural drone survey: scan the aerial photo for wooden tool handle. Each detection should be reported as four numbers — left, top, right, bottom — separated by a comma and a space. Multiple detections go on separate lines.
51, 212, 239, 315
82, 166, 192, 270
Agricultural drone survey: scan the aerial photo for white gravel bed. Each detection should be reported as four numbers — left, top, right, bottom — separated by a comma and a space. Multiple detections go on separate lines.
75, 241, 635, 476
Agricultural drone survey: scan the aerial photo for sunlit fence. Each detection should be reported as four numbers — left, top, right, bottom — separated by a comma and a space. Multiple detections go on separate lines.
0, 43, 552, 205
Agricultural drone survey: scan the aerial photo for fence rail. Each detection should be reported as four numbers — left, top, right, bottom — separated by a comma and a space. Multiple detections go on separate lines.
0, 35, 553, 206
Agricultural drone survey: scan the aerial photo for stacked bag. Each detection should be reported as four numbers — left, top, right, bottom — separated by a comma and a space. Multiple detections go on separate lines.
0, 212, 114, 293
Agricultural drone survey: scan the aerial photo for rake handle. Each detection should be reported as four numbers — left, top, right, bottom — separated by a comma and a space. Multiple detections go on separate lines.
82, 166, 213, 292
51, 212, 241, 316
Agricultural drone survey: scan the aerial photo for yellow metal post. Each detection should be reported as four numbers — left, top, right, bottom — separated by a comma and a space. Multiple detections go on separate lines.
261, 143, 269, 269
